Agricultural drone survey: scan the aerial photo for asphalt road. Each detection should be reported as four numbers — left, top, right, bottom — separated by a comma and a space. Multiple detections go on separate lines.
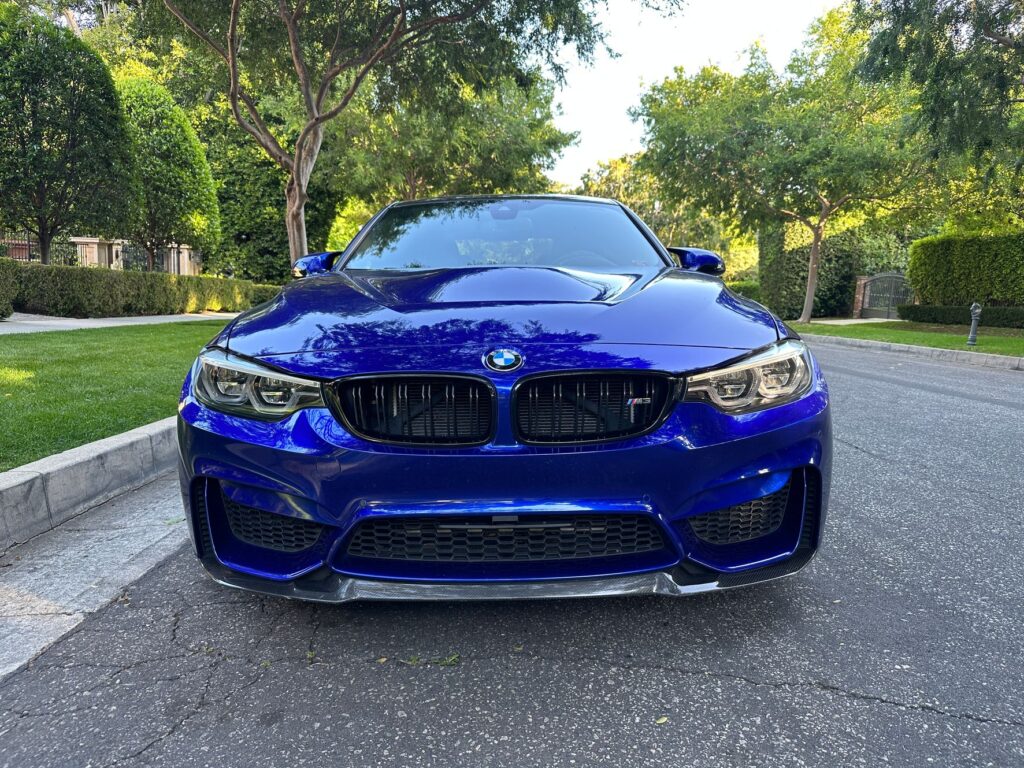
1, 343, 1023, 767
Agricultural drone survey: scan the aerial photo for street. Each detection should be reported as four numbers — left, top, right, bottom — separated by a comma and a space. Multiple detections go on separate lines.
1, 343, 1022, 767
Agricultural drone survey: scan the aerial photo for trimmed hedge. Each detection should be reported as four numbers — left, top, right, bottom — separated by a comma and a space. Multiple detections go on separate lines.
726, 280, 761, 303
897, 304, 1024, 329
10, 261, 280, 318
907, 233, 1024, 307
0, 258, 18, 319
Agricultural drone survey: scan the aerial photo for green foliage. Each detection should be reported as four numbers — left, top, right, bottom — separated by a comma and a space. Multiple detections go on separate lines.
13, 261, 278, 318
116, 75, 220, 261
140, 0, 633, 100
196, 105, 293, 283
326, 75, 574, 206
929, 155, 1024, 235
0, 258, 18, 318
176, 97, 336, 284
725, 280, 762, 303
906, 233, 1024, 306
857, 0, 1024, 157
326, 198, 376, 251
137, 0, 672, 263
638, 11, 921, 233
578, 153, 758, 280
638, 8, 926, 321
897, 304, 1024, 328
760, 227, 907, 319
0, 3, 139, 260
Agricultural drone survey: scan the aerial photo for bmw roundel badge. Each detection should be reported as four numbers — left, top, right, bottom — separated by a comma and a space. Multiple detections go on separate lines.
484, 349, 524, 372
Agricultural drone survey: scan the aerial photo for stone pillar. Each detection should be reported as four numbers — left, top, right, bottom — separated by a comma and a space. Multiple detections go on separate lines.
852, 276, 870, 318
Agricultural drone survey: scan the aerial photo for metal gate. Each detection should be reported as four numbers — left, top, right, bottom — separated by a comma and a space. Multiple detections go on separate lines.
861, 272, 914, 319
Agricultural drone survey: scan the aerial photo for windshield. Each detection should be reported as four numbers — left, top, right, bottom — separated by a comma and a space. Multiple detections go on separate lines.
342, 198, 667, 271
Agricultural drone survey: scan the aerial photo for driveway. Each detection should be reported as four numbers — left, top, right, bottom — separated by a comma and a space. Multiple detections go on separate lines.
1, 344, 1021, 767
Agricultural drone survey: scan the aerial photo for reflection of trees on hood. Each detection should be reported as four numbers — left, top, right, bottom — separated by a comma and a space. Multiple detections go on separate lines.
300, 317, 651, 371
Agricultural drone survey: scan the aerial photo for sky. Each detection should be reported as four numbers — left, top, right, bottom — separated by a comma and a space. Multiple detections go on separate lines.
549, 0, 839, 188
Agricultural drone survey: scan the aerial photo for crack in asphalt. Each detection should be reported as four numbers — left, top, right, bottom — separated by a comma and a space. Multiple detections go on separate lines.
105, 666, 217, 767
4, 610, 1022, 766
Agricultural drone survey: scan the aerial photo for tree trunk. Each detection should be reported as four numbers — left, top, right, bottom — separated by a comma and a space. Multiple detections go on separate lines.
798, 227, 825, 324
284, 127, 322, 264
285, 180, 309, 264
145, 245, 156, 272
38, 220, 51, 265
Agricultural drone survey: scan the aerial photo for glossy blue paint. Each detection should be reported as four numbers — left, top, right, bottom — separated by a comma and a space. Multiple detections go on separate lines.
667, 246, 727, 276
178, 195, 832, 599
290, 251, 338, 278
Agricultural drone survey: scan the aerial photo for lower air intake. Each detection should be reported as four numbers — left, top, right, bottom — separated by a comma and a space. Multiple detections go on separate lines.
687, 481, 790, 545
346, 514, 666, 562
223, 495, 325, 553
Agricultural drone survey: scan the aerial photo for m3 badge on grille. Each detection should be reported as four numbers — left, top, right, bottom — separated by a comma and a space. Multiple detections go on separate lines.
484, 349, 524, 372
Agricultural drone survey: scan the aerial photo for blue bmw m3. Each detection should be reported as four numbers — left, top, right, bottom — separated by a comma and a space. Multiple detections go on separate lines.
177, 195, 831, 602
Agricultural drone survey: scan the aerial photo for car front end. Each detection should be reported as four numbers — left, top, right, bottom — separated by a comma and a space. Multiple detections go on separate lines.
177, 195, 831, 602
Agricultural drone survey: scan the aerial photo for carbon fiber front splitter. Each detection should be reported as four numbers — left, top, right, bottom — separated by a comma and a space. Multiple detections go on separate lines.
198, 551, 816, 604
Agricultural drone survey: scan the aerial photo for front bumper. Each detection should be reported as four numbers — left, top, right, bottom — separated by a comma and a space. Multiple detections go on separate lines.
176, 352, 832, 602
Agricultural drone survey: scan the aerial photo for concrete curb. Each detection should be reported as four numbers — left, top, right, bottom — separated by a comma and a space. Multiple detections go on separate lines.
0, 417, 177, 552
802, 333, 1024, 372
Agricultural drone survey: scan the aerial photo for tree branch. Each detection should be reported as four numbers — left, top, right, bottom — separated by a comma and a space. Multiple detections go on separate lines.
163, 0, 292, 171
226, 0, 293, 170
278, 0, 316, 117
980, 24, 1022, 52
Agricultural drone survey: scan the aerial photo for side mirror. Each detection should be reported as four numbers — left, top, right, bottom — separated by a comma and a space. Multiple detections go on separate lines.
291, 251, 338, 279
667, 246, 726, 276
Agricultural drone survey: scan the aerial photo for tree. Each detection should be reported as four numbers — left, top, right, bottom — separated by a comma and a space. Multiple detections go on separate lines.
579, 153, 758, 279
857, 0, 1024, 157
327, 74, 574, 206
0, 3, 138, 263
638, 9, 923, 322
117, 75, 220, 269
149, 0, 680, 264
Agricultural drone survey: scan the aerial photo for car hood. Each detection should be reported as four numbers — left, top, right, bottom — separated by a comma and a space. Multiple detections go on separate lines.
225, 266, 779, 359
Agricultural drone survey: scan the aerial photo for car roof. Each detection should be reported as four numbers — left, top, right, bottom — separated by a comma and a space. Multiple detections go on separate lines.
387, 193, 619, 209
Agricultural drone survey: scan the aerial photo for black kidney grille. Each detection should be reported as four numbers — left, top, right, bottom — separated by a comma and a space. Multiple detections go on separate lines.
346, 515, 665, 562
687, 482, 791, 546
223, 495, 325, 552
332, 376, 493, 445
514, 373, 673, 444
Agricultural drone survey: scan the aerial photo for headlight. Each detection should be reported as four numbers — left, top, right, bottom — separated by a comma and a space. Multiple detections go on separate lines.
193, 348, 324, 419
683, 339, 812, 413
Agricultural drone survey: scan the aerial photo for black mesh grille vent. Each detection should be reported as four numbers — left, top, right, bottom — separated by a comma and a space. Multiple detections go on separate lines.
688, 482, 791, 545
514, 373, 673, 444
346, 515, 665, 562
331, 376, 493, 446
223, 495, 324, 552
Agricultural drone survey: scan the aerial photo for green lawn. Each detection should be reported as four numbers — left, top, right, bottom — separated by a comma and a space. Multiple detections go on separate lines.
792, 321, 1024, 357
0, 321, 226, 472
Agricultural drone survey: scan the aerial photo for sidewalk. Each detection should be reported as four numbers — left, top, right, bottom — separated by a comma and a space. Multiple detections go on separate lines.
0, 311, 238, 335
